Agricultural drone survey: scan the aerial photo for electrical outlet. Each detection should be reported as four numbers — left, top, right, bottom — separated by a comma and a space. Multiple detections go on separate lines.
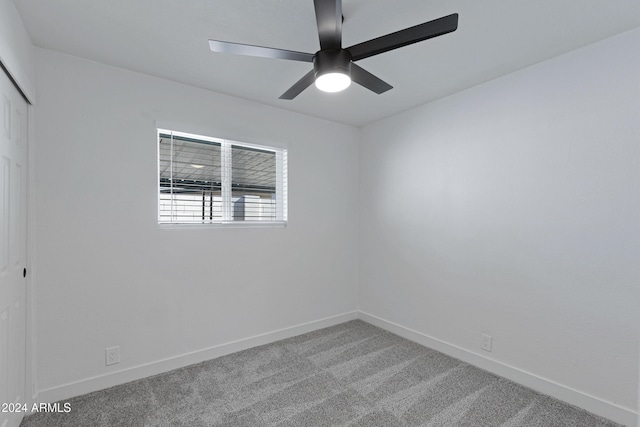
106, 346, 120, 366
481, 334, 492, 352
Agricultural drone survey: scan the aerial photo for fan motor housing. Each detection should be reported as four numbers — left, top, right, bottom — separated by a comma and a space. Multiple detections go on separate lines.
313, 49, 352, 78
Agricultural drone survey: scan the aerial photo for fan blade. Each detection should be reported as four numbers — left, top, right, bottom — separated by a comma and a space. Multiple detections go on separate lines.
209, 39, 314, 62
346, 13, 458, 61
279, 70, 316, 100
351, 64, 393, 94
314, 0, 342, 50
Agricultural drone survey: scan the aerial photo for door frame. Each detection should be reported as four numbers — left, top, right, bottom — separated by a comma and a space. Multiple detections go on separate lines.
25, 98, 36, 408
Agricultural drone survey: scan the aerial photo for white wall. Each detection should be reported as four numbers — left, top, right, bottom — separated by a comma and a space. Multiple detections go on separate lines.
0, 0, 35, 102
33, 48, 359, 398
359, 28, 640, 424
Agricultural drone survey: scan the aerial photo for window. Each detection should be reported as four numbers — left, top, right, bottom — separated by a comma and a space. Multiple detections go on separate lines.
158, 129, 287, 225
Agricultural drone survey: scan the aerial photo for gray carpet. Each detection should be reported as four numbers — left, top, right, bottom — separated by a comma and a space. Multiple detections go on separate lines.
20, 320, 620, 426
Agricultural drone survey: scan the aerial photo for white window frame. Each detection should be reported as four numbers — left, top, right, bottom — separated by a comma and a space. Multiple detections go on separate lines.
157, 128, 287, 228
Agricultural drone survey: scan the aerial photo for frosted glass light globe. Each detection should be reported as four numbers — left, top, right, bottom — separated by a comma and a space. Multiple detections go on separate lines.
315, 72, 351, 93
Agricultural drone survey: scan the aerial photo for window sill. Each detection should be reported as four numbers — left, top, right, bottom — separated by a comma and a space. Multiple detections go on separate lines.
158, 221, 287, 230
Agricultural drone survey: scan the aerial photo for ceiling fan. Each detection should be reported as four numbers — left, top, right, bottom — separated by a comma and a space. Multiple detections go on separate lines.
208, 0, 458, 100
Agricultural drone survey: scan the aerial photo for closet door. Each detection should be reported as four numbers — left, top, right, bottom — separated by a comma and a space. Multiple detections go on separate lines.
0, 67, 28, 427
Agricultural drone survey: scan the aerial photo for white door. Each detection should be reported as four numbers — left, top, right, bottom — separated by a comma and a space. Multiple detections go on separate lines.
0, 68, 28, 427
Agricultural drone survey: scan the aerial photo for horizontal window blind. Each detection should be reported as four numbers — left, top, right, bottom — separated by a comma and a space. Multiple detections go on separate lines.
158, 129, 287, 225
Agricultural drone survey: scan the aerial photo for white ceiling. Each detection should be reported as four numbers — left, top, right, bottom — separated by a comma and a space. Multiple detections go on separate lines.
13, 0, 640, 127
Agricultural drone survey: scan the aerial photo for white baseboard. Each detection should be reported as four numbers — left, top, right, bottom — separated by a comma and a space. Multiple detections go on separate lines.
357, 311, 637, 427
37, 311, 358, 405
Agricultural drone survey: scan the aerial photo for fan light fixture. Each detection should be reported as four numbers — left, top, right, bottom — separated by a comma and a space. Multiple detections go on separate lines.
315, 72, 351, 92
313, 49, 352, 93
